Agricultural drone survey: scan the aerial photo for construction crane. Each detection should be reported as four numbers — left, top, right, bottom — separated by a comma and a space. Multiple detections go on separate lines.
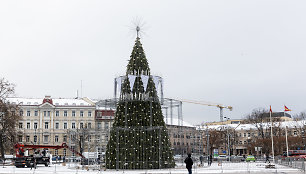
181, 99, 233, 122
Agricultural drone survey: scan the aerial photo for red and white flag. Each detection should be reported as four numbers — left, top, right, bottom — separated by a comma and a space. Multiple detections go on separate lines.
284, 105, 291, 112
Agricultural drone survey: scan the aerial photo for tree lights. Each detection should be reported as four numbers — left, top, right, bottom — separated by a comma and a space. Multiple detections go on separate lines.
105, 37, 175, 169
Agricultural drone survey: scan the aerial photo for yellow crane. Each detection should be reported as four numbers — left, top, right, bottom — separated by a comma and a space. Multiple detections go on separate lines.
180, 99, 233, 122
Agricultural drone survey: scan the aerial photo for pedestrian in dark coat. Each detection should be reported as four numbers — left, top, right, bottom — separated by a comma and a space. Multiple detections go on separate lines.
265, 154, 270, 163
200, 155, 204, 165
184, 154, 193, 174
208, 154, 212, 166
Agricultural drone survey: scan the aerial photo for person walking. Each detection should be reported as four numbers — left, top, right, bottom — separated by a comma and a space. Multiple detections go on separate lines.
209, 154, 212, 166
265, 153, 270, 163
184, 154, 193, 174
200, 155, 203, 165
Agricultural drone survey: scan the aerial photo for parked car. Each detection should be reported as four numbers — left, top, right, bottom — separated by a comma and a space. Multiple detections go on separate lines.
217, 155, 228, 161
245, 155, 256, 162
173, 155, 182, 160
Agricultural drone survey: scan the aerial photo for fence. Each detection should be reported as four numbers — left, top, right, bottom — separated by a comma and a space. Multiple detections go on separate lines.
275, 156, 305, 171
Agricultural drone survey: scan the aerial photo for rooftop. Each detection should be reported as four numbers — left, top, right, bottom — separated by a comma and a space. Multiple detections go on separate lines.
7, 96, 94, 106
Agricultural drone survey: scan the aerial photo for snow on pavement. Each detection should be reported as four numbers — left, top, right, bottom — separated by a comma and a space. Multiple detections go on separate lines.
0, 162, 302, 174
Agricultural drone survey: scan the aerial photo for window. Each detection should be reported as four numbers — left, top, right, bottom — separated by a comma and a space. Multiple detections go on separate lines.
88, 135, 91, 142
105, 122, 109, 129
27, 110, 30, 116
34, 135, 37, 142
64, 111, 67, 117
34, 122, 38, 129
55, 135, 59, 142
64, 123, 67, 129
19, 122, 23, 129
55, 149, 58, 156
19, 110, 23, 116
55, 122, 59, 129
72, 110, 76, 117
47, 111, 50, 117
80, 111, 84, 117
88, 123, 91, 129
44, 111, 46, 117
88, 111, 92, 117
96, 135, 100, 142
44, 135, 49, 143
63, 149, 67, 156
55, 111, 59, 117
18, 135, 22, 142
27, 122, 30, 129
71, 146, 75, 156
26, 136, 30, 142
63, 135, 67, 142
80, 123, 83, 129
97, 122, 101, 129
239, 133, 242, 137
45, 122, 49, 129
34, 110, 38, 116
244, 133, 246, 137
72, 123, 75, 129
244, 140, 247, 144
248, 133, 250, 137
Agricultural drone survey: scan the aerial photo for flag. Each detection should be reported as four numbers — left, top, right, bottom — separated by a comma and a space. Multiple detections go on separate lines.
284, 105, 291, 112
270, 105, 272, 113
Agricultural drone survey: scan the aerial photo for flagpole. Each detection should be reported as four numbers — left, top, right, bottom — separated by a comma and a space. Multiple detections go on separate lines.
269, 106, 275, 163
285, 125, 289, 157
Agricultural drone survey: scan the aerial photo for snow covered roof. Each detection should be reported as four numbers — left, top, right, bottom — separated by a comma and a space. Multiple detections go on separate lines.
199, 120, 306, 131
164, 118, 195, 128
6, 97, 94, 106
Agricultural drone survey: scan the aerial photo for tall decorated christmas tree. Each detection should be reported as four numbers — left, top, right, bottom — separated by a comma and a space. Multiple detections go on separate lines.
105, 35, 175, 169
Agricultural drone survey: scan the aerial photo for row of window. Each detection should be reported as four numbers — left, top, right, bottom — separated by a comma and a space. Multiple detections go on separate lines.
19, 134, 104, 144
173, 142, 200, 146
173, 134, 201, 139
19, 122, 92, 129
20, 110, 92, 117
19, 135, 67, 143
237, 131, 298, 138
236, 140, 251, 145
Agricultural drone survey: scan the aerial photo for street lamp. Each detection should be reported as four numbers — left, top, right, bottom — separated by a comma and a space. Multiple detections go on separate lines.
224, 117, 230, 161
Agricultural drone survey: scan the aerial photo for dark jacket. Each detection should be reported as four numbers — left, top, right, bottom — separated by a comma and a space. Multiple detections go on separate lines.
184, 157, 193, 169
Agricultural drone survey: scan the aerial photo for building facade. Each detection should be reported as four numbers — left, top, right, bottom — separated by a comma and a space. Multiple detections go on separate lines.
200, 117, 306, 157
7, 96, 114, 157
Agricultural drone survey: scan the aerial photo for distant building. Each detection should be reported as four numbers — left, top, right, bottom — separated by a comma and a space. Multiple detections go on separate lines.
165, 118, 203, 155
7, 95, 114, 157
200, 118, 305, 156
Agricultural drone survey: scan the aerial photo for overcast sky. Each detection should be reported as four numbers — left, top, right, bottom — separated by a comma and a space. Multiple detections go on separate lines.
1, 0, 305, 124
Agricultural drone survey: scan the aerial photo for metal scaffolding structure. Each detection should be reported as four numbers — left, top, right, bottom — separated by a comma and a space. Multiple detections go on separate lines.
96, 98, 183, 127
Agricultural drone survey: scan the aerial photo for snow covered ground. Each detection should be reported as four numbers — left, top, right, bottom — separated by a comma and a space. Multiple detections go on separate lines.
0, 162, 302, 174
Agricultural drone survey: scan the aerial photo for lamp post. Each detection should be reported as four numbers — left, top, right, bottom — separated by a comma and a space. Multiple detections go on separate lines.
224, 117, 230, 161
302, 130, 305, 150
206, 126, 210, 159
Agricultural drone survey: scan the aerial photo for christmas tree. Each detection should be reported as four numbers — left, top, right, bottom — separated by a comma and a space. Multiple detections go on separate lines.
105, 36, 175, 169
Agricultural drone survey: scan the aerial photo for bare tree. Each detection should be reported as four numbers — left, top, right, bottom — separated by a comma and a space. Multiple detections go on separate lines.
0, 78, 20, 159
245, 108, 284, 155
208, 129, 226, 155
293, 112, 306, 121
